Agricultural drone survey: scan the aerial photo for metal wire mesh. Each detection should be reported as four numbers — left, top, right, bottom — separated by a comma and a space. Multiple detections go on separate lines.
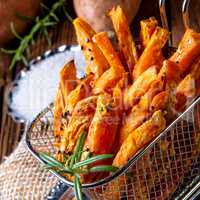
25, 97, 200, 200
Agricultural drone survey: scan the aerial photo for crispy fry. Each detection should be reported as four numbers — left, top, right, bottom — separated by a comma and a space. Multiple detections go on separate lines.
92, 32, 126, 94
112, 73, 129, 112
158, 60, 181, 83
109, 6, 138, 75
150, 91, 169, 112
63, 74, 94, 114
86, 93, 119, 154
189, 56, 200, 96
60, 60, 77, 105
138, 74, 166, 111
93, 67, 122, 94
133, 27, 169, 79
119, 109, 151, 146
120, 74, 166, 146
190, 56, 200, 81
140, 17, 158, 48
170, 29, 200, 74
53, 14, 200, 187
124, 66, 158, 110
73, 18, 109, 77
113, 110, 166, 167
175, 74, 196, 112
54, 87, 65, 144
93, 32, 125, 74
60, 96, 97, 153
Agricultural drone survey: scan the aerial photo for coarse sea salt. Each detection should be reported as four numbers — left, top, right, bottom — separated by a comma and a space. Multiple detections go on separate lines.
10, 48, 86, 122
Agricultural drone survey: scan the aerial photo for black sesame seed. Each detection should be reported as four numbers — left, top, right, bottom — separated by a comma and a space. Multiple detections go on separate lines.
88, 48, 92, 51
81, 45, 84, 50
176, 61, 179, 64
63, 111, 70, 118
90, 57, 94, 61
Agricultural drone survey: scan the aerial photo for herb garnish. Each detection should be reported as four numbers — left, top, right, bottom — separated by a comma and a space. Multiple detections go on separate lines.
1, 0, 72, 69
39, 132, 118, 200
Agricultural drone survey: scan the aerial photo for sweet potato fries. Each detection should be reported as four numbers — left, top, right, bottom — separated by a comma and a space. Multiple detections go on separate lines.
53, 5, 200, 184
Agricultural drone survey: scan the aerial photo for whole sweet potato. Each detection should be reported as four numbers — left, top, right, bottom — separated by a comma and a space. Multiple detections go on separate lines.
73, 0, 141, 32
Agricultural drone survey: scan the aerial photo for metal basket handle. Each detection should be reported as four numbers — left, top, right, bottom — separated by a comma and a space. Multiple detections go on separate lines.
159, 0, 191, 46
182, 0, 191, 29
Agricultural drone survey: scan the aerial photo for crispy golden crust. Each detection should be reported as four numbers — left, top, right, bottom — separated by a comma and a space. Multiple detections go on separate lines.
60, 60, 77, 105
170, 29, 200, 75
60, 96, 97, 153
119, 109, 151, 146
63, 74, 94, 114
133, 27, 169, 79
140, 17, 158, 48
175, 74, 196, 112
113, 110, 166, 167
54, 87, 65, 143
150, 91, 169, 112
93, 32, 125, 74
93, 67, 122, 94
109, 6, 138, 76
124, 66, 158, 110
86, 94, 119, 154
73, 18, 109, 77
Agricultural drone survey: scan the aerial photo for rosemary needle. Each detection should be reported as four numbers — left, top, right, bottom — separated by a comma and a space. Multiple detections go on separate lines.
1, 0, 72, 69
39, 132, 119, 200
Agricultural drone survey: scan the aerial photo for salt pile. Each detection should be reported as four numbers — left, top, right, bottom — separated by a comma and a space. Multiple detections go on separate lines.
10, 47, 86, 122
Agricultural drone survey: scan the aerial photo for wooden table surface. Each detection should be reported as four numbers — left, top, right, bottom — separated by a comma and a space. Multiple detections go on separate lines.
0, 0, 200, 162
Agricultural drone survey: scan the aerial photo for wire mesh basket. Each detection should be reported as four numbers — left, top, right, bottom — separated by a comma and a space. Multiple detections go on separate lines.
25, 96, 200, 200
25, 0, 200, 199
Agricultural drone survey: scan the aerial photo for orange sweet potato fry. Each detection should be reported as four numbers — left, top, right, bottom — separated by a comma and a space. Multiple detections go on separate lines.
54, 87, 65, 143
119, 75, 166, 146
86, 93, 119, 154
60, 60, 77, 105
64, 74, 94, 114
170, 29, 200, 75
113, 110, 166, 167
112, 73, 129, 113
175, 74, 196, 112
140, 17, 158, 48
158, 60, 181, 83
119, 109, 151, 146
93, 67, 122, 94
190, 56, 200, 81
189, 56, 200, 96
133, 27, 169, 79
60, 96, 97, 153
109, 6, 138, 75
73, 18, 109, 77
92, 32, 125, 74
138, 74, 166, 111
150, 91, 169, 112
124, 66, 158, 110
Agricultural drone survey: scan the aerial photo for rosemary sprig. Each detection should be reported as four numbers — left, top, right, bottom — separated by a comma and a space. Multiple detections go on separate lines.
72, 154, 113, 169
39, 132, 118, 200
74, 175, 83, 200
1, 0, 72, 69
